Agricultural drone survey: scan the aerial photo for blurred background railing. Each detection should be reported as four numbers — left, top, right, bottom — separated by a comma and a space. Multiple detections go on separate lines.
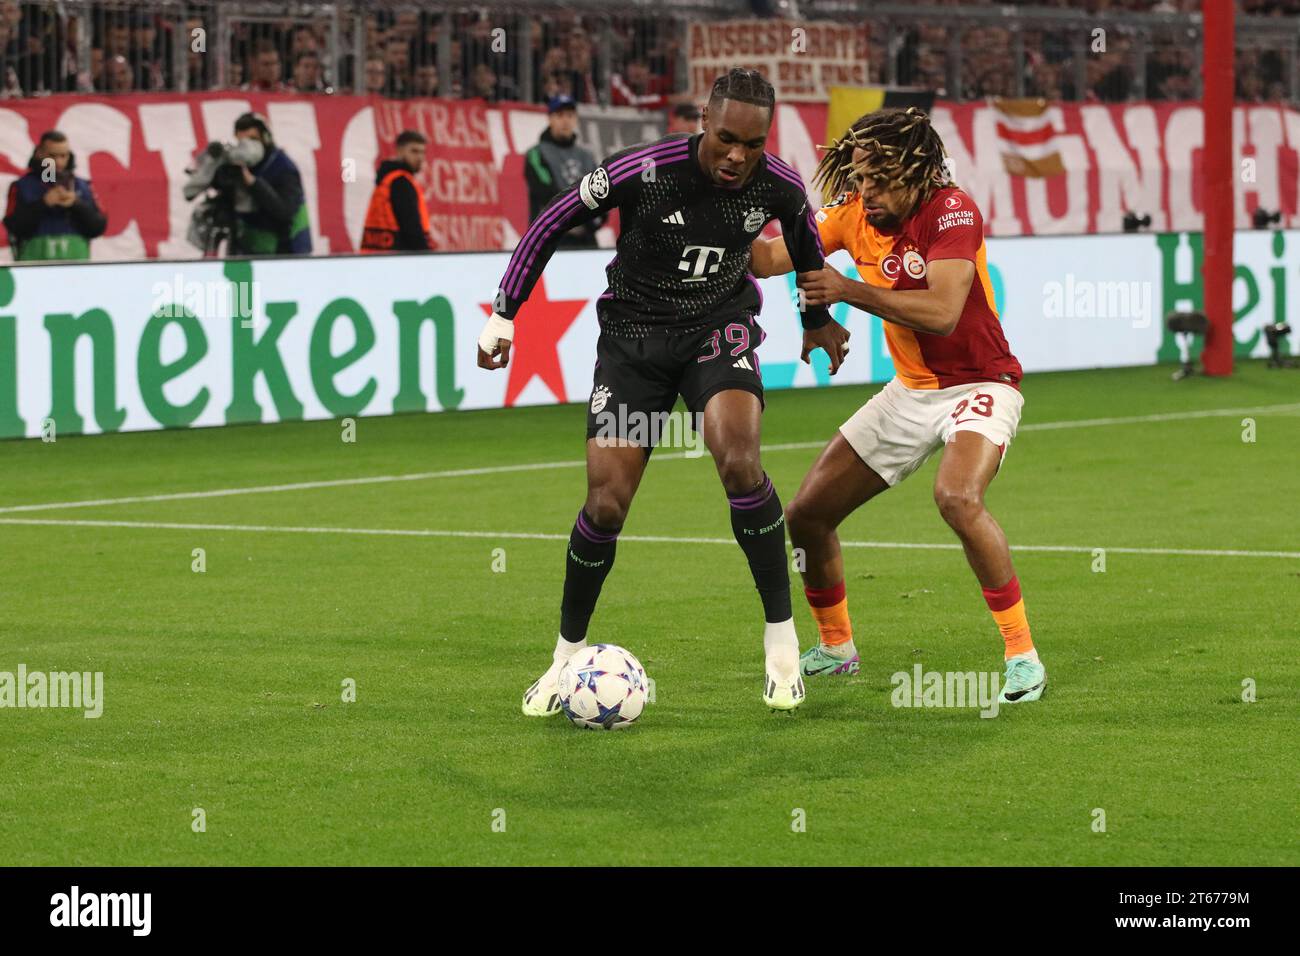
4, 0, 1298, 105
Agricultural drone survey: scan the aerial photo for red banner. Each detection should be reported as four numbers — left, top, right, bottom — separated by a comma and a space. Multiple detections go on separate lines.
688, 20, 871, 102
373, 98, 503, 252
766, 100, 1300, 236
1, 92, 1297, 263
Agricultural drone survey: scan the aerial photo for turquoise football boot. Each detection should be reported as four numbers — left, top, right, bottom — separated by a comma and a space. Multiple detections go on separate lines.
998, 654, 1047, 703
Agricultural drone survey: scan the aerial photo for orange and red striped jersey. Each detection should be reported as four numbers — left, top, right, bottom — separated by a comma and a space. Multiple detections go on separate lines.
815, 186, 1022, 390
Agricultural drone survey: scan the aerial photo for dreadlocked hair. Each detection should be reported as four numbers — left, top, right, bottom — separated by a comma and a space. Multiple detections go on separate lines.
708, 68, 775, 112
812, 107, 952, 209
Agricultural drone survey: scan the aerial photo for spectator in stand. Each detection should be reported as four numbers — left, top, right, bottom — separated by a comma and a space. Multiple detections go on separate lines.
469, 61, 516, 102
537, 44, 569, 101
1238, 67, 1264, 102
446, 40, 465, 97
610, 58, 673, 109
0, 17, 21, 97
391, 11, 420, 44
1085, 52, 1124, 101
82, 46, 103, 92
666, 102, 702, 134
1148, 46, 1194, 99
523, 95, 602, 248
563, 26, 598, 103
384, 36, 412, 97
104, 53, 134, 92
460, 14, 496, 87
364, 54, 387, 95
244, 41, 287, 92
289, 26, 319, 62
470, 62, 499, 102
56, 14, 82, 92
17, 4, 65, 93
4, 130, 108, 262
128, 12, 166, 92
103, 17, 130, 62
360, 129, 433, 253
412, 63, 440, 98
292, 51, 325, 93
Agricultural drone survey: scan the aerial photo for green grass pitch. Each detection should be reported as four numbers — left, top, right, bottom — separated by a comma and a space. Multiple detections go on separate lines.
1, 360, 1297, 866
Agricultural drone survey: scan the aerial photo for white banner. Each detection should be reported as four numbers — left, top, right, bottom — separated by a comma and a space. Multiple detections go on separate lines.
1, 228, 1292, 439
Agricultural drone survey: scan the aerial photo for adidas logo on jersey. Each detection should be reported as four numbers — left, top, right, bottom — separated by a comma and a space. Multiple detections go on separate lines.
661, 210, 685, 225
732, 356, 754, 371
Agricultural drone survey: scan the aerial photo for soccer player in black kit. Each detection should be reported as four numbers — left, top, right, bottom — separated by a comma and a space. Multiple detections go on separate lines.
477, 69, 851, 713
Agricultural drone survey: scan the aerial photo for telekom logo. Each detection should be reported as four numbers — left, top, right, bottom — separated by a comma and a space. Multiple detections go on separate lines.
677, 245, 725, 282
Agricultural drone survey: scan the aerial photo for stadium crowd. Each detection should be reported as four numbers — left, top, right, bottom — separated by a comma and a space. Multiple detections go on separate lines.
0, 0, 1292, 105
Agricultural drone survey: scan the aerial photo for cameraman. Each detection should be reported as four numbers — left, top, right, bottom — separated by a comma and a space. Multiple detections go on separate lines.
3, 130, 107, 261
185, 113, 312, 256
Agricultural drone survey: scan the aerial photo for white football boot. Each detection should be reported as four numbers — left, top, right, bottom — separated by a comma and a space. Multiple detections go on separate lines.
762, 645, 806, 712
521, 636, 584, 717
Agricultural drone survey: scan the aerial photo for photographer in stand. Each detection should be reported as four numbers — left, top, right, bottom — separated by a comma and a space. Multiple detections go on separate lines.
183, 112, 312, 257
3, 130, 108, 262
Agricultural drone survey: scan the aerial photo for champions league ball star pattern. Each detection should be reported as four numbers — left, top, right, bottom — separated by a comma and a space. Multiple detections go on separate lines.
557, 644, 649, 730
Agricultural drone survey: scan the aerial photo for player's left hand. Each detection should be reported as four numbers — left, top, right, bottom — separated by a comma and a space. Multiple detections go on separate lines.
801, 321, 851, 375
796, 265, 851, 307
476, 313, 514, 369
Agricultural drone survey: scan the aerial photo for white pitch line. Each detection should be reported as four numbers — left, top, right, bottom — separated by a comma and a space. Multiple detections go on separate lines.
2, 517, 1298, 560
1, 401, 1297, 517
1017, 402, 1300, 432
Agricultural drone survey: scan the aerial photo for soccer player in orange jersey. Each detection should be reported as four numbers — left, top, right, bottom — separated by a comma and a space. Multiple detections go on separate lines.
750, 107, 1045, 703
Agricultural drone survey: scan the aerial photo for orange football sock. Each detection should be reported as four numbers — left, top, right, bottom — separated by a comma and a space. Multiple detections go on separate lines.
982, 575, 1034, 659
805, 581, 853, 647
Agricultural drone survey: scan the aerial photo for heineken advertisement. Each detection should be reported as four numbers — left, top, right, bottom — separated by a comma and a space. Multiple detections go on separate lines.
0, 231, 1293, 439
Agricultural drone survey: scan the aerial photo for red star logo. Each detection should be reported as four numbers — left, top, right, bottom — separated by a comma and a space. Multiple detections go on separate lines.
481, 278, 587, 407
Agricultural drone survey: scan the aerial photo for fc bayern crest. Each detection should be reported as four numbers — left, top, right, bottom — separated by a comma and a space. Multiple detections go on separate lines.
743, 208, 766, 232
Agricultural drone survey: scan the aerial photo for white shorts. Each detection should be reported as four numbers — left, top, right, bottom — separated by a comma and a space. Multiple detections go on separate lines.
838, 378, 1024, 486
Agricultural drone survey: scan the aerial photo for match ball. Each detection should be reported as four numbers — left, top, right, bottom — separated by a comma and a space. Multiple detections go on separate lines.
558, 644, 648, 730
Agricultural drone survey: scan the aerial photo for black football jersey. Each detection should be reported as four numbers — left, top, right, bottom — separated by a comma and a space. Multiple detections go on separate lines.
496, 132, 832, 334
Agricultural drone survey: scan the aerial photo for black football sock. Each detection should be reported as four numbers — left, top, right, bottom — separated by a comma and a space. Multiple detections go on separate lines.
728, 473, 793, 623
559, 509, 621, 642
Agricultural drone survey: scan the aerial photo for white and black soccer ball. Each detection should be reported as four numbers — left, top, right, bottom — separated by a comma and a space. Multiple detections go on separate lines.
558, 644, 648, 730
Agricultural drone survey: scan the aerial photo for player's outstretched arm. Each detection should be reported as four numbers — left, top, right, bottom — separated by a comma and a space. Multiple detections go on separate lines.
477, 151, 634, 372
798, 258, 974, 337
749, 234, 849, 373
748, 236, 792, 278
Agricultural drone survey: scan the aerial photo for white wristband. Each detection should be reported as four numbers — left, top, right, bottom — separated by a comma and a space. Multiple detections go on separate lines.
477, 313, 514, 353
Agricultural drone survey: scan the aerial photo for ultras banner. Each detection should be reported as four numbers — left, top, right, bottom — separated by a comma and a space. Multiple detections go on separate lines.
2, 93, 1299, 265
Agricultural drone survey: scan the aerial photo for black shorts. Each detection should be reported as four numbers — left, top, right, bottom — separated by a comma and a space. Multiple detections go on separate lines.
584, 314, 767, 444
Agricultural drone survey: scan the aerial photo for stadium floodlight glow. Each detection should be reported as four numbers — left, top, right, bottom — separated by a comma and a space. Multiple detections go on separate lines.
1252, 207, 1282, 230
1165, 310, 1210, 381
1263, 322, 1297, 369
1122, 211, 1151, 233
